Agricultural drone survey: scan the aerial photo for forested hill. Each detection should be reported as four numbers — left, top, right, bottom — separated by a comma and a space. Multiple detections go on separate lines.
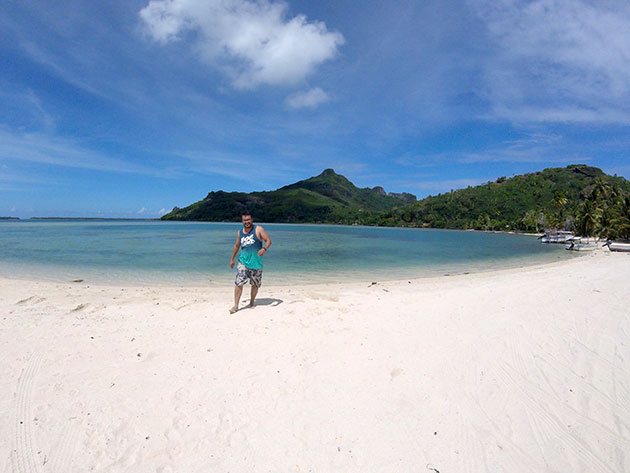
161, 169, 416, 223
162, 165, 629, 238
377, 165, 629, 236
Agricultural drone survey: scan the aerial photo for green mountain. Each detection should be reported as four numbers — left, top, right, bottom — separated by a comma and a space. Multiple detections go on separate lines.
378, 165, 630, 235
162, 165, 629, 238
161, 168, 416, 223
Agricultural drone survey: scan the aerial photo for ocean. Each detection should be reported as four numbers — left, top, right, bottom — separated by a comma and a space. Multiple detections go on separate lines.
0, 220, 575, 285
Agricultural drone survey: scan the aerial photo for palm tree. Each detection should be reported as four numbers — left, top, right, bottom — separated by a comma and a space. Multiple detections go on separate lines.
590, 177, 611, 201
609, 194, 630, 240
553, 191, 568, 208
553, 191, 569, 228
575, 199, 602, 237
522, 209, 540, 232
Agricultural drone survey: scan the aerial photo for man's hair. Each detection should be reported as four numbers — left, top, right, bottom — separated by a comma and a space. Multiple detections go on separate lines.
241, 210, 252, 218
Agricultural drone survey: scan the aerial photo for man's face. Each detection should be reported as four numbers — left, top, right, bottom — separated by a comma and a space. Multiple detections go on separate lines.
242, 215, 253, 229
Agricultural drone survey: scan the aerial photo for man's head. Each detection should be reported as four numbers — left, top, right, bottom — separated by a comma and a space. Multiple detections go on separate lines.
241, 211, 253, 230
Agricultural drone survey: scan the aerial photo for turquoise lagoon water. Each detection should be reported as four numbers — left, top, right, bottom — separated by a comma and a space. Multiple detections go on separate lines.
0, 220, 574, 285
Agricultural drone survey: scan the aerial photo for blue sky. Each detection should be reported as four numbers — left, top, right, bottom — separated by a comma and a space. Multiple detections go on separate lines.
1, 0, 629, 218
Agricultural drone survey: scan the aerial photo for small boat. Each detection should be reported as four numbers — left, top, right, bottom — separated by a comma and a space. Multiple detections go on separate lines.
605, 240, 630, 252
565, 237, 599, 251
539, 230, 574, 244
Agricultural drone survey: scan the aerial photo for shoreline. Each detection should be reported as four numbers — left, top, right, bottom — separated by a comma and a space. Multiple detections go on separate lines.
0, 249, 578, 288
3, 216, 547, 235
1, 249, 628, 472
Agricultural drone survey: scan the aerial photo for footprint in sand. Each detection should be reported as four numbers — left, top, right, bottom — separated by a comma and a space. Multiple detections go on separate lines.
390, 368, 403, 380
15, 296, 46, 306
12, 353, 43, 473
12, 353, 86, 473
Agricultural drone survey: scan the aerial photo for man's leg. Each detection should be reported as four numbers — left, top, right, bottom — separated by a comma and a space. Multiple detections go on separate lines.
248, 284, 259, 307
248, 269, 262, 308
230, 284, 243, 314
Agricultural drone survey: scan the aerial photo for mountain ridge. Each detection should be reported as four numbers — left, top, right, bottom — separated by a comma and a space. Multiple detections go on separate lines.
162, 165, 629, 238
162, 169, 416, 223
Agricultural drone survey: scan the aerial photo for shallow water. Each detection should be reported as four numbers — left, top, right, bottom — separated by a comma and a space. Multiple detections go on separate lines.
0, 220, 574, 285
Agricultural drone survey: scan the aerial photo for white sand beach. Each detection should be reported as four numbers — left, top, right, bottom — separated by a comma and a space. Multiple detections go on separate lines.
1, 250, 629, 473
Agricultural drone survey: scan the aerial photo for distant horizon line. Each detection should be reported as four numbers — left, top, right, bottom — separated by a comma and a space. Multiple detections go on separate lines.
0, 217, 161, 221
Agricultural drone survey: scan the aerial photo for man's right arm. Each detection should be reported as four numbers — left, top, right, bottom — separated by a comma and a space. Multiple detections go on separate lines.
229, 232, 240, 268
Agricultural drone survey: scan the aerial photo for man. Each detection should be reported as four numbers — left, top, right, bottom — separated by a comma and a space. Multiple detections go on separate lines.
229, 211, 272, 314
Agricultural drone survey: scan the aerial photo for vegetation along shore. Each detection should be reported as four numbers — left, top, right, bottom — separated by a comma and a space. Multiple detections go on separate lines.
163, 165, 630, 239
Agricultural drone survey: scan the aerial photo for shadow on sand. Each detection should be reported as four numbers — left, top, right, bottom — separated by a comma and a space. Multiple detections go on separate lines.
245, 298, 283, 307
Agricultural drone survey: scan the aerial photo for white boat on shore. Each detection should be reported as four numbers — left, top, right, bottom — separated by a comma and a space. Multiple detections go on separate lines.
565, 237, 599, 251
539, 230, 574, 244
605, 240, 630, 252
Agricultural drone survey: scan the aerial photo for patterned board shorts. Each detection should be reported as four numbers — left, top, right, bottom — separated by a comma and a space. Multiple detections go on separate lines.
235, 262, 263, 287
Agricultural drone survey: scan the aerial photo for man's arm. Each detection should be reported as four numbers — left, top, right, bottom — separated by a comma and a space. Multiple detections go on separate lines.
257, 225, 272, 256
229, 231, 240, 268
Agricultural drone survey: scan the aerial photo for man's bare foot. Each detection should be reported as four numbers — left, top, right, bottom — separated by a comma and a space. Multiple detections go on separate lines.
229, 305, 239, 314
247, 301, 255, 308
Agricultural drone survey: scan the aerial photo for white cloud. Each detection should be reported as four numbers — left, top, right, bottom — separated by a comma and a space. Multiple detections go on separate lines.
472, 0, 630, 123
456, 133, 589, 164
139, 0, 344, 89
285, 87, 330, 109
0, 127, 169, 177
137, 207, 147, 214
174, 148, 305, 183
395, 133, 589, 166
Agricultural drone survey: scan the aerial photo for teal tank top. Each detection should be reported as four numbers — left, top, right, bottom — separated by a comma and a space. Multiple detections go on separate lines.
238, 225, 263, 270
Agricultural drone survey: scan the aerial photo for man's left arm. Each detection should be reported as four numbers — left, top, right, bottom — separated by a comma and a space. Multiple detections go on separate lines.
257, 226, 272, 256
